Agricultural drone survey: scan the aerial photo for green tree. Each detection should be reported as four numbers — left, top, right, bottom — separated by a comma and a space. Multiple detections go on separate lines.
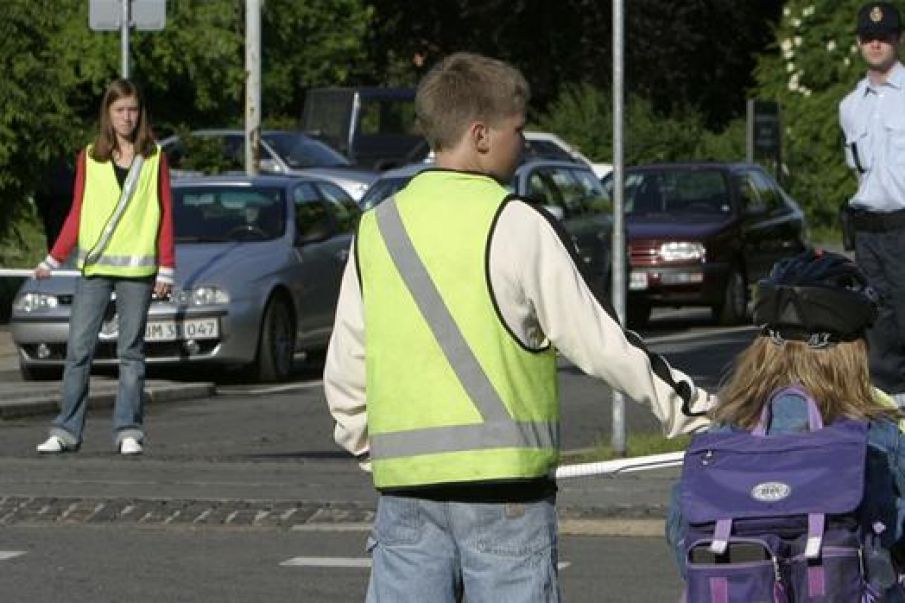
0, 0, 373, 254
535, 83, 744, 166
754, 0, 875, 230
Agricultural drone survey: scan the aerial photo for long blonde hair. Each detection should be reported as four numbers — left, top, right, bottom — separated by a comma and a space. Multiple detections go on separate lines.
91, 79, 156, 162
713, 335, 899, 429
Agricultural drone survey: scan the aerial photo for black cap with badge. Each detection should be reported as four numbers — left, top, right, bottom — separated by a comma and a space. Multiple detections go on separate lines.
857, 2, 902, 37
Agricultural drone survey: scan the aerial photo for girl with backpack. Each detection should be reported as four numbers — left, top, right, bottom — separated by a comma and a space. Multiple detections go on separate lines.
668, 249, 905, 602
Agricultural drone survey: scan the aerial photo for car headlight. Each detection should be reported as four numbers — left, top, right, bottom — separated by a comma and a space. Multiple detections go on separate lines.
659, 242, 705, 263
13, 292, 59, 313
172, 286, 230, 306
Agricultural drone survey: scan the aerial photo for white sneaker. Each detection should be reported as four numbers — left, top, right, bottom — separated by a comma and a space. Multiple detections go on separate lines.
36, 436, 68, 454
119, 437, 143, 456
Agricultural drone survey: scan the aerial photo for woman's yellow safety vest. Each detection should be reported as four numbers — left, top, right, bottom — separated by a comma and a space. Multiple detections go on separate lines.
77, 144, 162, 278
356, 171, 560, 489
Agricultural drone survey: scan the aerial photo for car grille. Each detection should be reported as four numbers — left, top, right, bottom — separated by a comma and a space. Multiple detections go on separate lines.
629, 240, 661, 267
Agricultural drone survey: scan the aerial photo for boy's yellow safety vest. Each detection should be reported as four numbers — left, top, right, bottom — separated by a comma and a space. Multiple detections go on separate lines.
356, 170, 560, 489
77, 144, 162, 278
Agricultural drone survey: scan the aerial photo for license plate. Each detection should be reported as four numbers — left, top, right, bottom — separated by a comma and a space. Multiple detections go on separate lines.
145, 318, 219, 342
629, 270, 648, 291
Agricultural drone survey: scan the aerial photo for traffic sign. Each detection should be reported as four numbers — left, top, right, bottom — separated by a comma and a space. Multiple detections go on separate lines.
89, 0, 166, 32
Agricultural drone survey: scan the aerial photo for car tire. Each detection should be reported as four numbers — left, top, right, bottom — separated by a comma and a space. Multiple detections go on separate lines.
19, 361, 62, 381
252, 296, 295, 383
627, 301, 652, 328
712, 267, 748, 326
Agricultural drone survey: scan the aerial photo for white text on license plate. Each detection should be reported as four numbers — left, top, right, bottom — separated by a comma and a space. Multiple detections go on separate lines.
145, 318, 219, 342
629, 270, 648, 291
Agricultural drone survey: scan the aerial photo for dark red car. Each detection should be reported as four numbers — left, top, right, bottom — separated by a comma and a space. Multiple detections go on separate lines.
602, 162, 809, 326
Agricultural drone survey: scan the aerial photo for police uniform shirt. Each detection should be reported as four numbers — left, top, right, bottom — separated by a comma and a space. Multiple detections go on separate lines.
840, 61, 905, 212
323, 193, 713, 464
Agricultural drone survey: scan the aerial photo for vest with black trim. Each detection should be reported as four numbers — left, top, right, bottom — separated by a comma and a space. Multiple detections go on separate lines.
356, 170, 559, 489
77, 144, 162, 278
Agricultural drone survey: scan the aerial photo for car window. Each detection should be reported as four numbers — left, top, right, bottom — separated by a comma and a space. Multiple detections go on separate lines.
262, 133, 349, 168
749, 170, 785, 213
316, 182, 360, 234
527, 169, 565, 209
173, 186, 285, 241
737, 172, 766, 214
294, 186, 332, 243
602, 169, 730, 215
569, 168, 611, 213
358, 98, 417, 136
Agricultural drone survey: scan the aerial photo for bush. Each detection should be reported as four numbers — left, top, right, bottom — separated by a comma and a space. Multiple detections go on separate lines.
0, 204, 46, 322
534, 83, 746, 167
754, 0, 873, 230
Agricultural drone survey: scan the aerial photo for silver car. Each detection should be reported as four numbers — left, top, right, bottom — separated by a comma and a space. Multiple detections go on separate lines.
160, 129, 379, 201
11, 175, 358, 382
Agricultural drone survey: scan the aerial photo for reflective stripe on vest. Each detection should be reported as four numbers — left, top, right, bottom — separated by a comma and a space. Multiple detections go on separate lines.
370, 197, 559, 460
78, 145, 161, 278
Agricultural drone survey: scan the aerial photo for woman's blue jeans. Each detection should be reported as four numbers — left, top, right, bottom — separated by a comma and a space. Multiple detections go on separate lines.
49, 275, 153, 448
366, 494, 560, 602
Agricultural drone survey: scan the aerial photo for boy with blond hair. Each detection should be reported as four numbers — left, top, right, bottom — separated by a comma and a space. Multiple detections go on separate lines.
325, 52, 711, 602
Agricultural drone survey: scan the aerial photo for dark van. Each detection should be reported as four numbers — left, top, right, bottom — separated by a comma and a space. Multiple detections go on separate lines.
301, 87, 422, 171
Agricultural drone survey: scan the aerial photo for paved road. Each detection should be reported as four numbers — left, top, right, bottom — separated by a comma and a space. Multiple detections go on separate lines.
0, 525, 683, 602
0, 308, 752, 601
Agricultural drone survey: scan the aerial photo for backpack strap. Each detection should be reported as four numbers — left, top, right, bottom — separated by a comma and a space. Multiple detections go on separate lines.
708, 518, 732, 554
753, 385, 824, 436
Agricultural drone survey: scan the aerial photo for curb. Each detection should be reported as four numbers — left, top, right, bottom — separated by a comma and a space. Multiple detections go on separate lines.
0, 383, 217, 420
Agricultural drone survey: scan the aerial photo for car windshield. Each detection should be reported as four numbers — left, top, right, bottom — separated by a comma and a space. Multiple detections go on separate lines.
263, 133, 350, 168
602, 169, 731, 215
359, 176, 413, 210
173, 186, 286, 241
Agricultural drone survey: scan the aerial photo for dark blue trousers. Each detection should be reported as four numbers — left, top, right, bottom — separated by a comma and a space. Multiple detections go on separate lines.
856, 228, 905, 395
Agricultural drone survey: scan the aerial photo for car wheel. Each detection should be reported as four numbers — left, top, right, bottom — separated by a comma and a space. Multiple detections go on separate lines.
252, 296, 295, 383
19, 361, 62, 381
626, 301, 652, 328
712, 267, 747, 326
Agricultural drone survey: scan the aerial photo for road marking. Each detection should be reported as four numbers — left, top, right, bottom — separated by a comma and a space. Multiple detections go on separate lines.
280, 557, 571, 570
281, 557, 371, 568
0, 551, 26, 561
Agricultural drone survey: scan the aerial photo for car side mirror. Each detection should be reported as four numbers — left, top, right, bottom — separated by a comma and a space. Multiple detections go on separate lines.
259, 158, 281, 173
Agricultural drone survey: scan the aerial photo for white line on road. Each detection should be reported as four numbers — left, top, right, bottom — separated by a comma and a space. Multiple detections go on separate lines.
280, 557, 571, 571
0, 551, 26, 561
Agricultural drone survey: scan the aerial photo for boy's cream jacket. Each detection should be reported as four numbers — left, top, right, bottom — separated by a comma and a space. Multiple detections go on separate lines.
324, 198, 713, 462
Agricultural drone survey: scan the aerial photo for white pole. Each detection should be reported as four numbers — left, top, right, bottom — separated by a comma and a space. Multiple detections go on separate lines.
120, 0, 130, 78
0, 269, 81, 278
555, 451, 685, 479
245, 0, 262, 176
611, 0, 627, 456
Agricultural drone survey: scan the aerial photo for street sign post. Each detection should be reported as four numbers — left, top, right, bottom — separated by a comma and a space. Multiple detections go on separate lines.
746, 99, 782, 181
89, 0, 166, 78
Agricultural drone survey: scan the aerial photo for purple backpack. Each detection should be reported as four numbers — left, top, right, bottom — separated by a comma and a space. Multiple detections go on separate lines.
679, 386, 880, 602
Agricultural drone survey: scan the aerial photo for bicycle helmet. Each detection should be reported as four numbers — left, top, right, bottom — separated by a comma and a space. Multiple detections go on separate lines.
753, 249, 878, 343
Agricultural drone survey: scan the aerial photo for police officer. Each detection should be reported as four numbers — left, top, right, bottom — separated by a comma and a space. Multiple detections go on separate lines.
840, 2, 905, 404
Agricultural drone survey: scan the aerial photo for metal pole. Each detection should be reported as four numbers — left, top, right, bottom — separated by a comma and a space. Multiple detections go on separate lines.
120, 0, 130, 78
245, 0, 262, 176
611, 0, 627, 457
746, 99, 755, 163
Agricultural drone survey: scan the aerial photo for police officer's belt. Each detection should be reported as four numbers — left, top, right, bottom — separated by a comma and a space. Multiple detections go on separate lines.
848, 207, 905, 232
